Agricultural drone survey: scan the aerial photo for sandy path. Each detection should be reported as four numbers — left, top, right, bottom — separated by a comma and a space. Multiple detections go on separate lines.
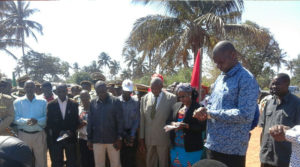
47, 127, 262, 167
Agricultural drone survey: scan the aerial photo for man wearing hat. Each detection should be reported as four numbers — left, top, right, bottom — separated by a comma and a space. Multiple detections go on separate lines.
119, 79, 140, 167
114, 80, 123, 97
0, 79, 14, 136
11, 75, 30, 99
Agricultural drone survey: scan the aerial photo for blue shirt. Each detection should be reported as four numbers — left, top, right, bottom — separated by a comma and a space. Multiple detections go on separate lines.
119, 96, 140, 137
14, 96, 47, 132
205, 63, 259, 156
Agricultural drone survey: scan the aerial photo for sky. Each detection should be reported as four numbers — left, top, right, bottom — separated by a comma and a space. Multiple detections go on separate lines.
0, 0, 299, 78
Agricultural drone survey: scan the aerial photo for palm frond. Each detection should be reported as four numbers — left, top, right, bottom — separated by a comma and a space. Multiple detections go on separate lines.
224, 23, 270, 48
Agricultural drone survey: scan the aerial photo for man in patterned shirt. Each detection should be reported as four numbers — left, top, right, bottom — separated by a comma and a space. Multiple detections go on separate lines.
194, 41, 259, 167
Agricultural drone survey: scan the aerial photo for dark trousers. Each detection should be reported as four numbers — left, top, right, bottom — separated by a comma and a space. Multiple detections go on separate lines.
261, 164, 277, 167
79, 139, 95, 167
49, 141, 78, 167
120, 140, 137, 167
206, 149, 245, 167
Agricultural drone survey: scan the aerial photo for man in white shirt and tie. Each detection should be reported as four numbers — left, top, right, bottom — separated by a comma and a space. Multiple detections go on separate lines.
139, 77, 177, 167
46, 83, 80, 167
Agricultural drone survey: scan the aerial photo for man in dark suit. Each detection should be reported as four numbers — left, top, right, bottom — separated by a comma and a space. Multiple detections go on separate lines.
46, 83, 80, 167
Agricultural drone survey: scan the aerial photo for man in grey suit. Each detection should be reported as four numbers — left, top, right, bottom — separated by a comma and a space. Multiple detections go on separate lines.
139, 77, 177, 167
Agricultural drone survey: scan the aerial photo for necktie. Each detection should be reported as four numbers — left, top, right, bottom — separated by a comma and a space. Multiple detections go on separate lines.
151, 97, 158, 119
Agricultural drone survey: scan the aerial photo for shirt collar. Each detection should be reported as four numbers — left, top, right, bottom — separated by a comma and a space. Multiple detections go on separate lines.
97, 94, 110, 103
282, 92, 291, 103
23, 95, 37, 102
222, 63, 242, 77
272, 92, 291, 104
151, 91, 163, 98
58, 97, 68, 103
119, 95, 133, 102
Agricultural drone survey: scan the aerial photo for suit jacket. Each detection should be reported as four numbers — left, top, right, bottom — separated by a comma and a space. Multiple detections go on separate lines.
46, 98, 79, 143
139, 91, 177, 146
168, 102, 206, 152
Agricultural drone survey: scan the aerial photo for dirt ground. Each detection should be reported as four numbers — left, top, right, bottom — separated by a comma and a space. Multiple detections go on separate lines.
47, 127, 262, 167
246, 127, 262, 167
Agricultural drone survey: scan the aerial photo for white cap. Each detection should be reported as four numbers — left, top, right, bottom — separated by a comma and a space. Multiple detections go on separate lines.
122, 79, 134, 92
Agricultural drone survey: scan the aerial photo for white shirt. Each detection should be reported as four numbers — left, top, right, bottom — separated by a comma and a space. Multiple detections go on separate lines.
151, 91, 163, 109
285, 125, 300, 167
58, 97, 68, 120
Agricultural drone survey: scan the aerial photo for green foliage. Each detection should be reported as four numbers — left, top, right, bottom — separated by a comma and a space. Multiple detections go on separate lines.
289, 54, 300, 86
133, 73, 152, 86
67, 71, 92, 85
82, 61, 102, 74
15, 50, 70, 82
0, 1, 43, 57
164, 68, 193, 86
125, 1, 268, 74
134, 68, 193, 87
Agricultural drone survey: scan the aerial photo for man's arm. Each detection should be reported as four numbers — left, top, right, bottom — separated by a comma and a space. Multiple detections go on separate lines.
0, 99, 14, 131
130, 101, 140, 137
37, 100, 47, 128
14, 100, 29, 126
87, 101, 93, 142
115, 99, 124, 139
139, 96, 145, 139
208, 76, 259, 124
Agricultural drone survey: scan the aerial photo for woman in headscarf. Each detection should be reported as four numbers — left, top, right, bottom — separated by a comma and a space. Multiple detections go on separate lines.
167, 83, 206, 167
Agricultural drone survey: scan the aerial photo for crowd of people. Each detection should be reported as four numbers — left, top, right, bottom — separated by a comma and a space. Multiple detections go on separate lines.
0, 40, 299, 167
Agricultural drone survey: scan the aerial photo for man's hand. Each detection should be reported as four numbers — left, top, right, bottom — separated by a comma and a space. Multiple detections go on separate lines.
113, 139, 122, 151
27, 118, 37, 126
125, 136, 135, 147
269, 125, 290, 142
178, 122, 189, 130
78, 120, 87, 129
138, 139, 146, 153
193, 107, 208, 121
87, 141, 93, 150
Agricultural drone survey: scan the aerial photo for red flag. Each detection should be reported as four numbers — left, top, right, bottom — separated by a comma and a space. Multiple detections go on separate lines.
191, 49, 201, 89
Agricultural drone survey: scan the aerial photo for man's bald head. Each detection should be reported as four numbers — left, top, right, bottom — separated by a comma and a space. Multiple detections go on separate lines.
150, 77, 163, 87
212, 41, 238, 73
150, 77, 163, 97
270, 73, 290, 97
276, 73, 290, 85
24, 80, 35, 96
213, 41, 236, 56
56, 83, 68, 101
95, 81, 108, 100
80, 90, 90, 106
24, 80, 35, 87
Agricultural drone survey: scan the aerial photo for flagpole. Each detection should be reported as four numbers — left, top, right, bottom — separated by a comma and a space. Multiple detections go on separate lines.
198, 48, 203, 103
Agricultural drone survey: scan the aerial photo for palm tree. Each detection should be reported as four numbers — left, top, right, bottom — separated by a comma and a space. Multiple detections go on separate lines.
0, 37, 23, 60
98, 52, 111, 76
121, 69, 132, 80
125, 1, 268, 72
123, 49, 138, 72
1, 1, 43, 57
109, 60, 121, 79
73, 62, 80, 72
286, 60, 295, 76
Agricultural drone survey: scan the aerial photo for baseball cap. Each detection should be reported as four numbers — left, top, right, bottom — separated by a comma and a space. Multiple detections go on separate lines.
122, 79, 133, 92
